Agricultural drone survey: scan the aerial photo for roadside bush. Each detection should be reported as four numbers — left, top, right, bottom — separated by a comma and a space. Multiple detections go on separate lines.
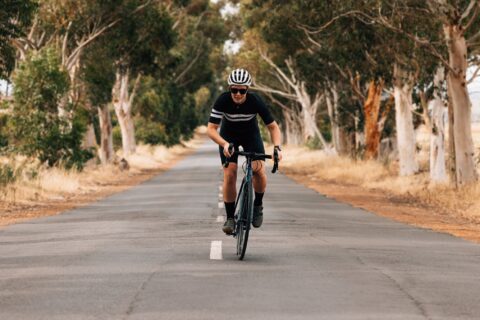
9, 47, 93, 170
135, 118, 168, 145
0, 163, 16, 187
112, 126, 122, 150
305, 135, 323, 150
133, 77, 200, 146
0, 113, 9, 148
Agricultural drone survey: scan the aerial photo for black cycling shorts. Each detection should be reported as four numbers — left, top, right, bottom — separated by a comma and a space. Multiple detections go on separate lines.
219, 133, 265, 165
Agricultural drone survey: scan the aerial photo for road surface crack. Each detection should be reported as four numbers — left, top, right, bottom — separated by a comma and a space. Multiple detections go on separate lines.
123, 269, 158, 319
351, 252, 432, 320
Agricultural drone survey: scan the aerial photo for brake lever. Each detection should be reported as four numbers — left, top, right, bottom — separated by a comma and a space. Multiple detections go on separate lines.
223, 143, 235, 168
271, 149, 279, 173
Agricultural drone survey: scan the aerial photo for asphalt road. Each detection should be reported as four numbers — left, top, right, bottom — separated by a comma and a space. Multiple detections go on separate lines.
1, 140, 480, 320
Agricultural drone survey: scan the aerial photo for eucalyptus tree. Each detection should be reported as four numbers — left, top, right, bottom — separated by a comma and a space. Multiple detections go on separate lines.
9, 47, 93, 169
352, 0, 480, 185
13, 0, 156, 115
237, 1, 333, 149
81, 41, 116, 164
132, 0, 228, 147
287, 0, 397, 159
0, 0, 36, 79
108, 2, 175, 156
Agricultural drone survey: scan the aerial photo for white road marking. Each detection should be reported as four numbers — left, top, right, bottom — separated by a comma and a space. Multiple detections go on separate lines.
219, 192, 223, 199
216, 216, 225, 223
210, 241, 223, 260
218, 202, 224, 209
219, 186, 223, 192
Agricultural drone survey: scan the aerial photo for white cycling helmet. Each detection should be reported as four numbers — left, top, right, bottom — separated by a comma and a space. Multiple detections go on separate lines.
227, 68, 252, 86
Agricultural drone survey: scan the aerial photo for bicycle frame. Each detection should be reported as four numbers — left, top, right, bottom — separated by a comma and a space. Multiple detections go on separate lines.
223, 145, 278, 260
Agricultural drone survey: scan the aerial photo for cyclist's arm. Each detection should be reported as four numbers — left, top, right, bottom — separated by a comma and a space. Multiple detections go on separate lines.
266, 121, 283, 161
207, 122, 232, 157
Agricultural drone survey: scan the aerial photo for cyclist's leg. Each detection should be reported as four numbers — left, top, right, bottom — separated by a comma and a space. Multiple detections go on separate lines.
219, 142, 240, 204
240, 134, 267, 194
223, 162, 238, 203
241, 135, 266, 228
219, 142, 239, 234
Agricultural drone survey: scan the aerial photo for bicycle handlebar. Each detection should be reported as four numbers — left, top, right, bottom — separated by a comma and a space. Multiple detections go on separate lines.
223, 143, 279, 173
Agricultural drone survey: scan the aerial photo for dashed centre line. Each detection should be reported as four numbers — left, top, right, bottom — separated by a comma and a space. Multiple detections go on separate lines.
210, 241, 223, 260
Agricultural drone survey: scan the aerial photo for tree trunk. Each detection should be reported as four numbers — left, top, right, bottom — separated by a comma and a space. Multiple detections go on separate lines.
282, 109, 302, 145
297, 84, 332, 151
364, 79, 384, 159
112, 69, 138, 157
326, 87, 345, 154
444, 24, 477, 185
393, 64, 418, 176
98, 104, 114, 164
447, 84, 456, 184
429, 67, 447, 183
82, 123, 97, 150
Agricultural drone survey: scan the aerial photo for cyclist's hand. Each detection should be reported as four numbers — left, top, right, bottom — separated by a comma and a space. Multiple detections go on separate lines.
273, 146, 283, 161
223, 142, 234, 158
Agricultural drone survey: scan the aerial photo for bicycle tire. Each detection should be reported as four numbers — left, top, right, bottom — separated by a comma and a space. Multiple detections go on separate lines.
237, 178, 253, 260
235, 180, 247, 256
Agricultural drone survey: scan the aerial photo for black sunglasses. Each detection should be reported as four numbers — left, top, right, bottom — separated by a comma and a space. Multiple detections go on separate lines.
230, 88, 248, 95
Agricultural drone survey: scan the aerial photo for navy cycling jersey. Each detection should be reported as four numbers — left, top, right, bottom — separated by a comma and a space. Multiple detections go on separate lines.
208, 92, 275, 136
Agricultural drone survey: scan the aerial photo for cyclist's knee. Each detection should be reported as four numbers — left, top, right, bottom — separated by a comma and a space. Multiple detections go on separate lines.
252, 161, 266, 175
223, 165, 237, 183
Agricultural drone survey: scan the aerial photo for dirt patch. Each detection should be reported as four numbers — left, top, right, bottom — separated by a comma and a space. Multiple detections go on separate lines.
284, 169, 480, 243
0, 144, 198, 228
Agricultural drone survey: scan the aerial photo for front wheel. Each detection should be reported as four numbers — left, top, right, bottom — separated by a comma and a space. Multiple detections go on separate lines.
236, 180, 253, 260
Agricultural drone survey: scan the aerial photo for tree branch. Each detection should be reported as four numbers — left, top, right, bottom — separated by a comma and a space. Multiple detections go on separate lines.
296, 10, 364, 35
252, 84, 298, 100
467, 65, 480, 84
258, 49, 297, 90
461, 0, 479, 30
128, 73, 142, 107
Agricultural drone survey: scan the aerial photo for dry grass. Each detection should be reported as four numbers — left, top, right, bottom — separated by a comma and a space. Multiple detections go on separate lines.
0, 128, 206, 207
281, 144, 480, 223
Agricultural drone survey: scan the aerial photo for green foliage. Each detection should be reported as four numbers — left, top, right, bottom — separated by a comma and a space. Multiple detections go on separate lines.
13, 48, 69, 113
109, 2, 176, 74
135, 118, 168, 145
0, 113, 9, 148
32, 115, 94, 170
0, 0, 37, 78
9, 47, 93, 170
133, 76, 199, 146
112, 126, 122, 150
0, 163, 16, 187
81, 42, 116, 107
304, 135, 323, 150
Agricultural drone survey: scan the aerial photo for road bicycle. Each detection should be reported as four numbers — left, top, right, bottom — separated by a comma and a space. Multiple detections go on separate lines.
224, 144, 279, 260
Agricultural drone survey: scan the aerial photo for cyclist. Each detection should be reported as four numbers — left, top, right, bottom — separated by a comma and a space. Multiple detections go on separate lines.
207, 68, 282, 235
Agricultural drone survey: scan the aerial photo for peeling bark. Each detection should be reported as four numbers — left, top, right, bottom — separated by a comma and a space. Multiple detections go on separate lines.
393, 64, 418, 176
98, 104, 114, 164
112, 69, 140, 157
429, 67, 447, 183
364, 80, 384, 159
257, 52, 331, 149
282, 109, 303, 145
444, 24, 477, 185
82, 124, 97, 150
326, 84, 347, 155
